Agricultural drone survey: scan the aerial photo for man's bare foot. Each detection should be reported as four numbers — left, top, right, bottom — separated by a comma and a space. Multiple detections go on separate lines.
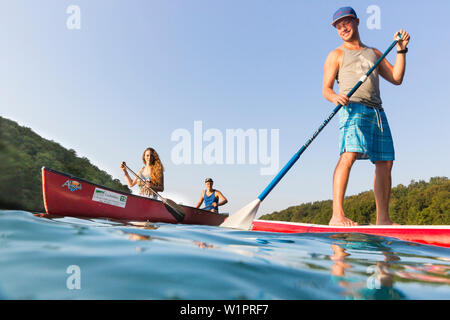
376, 218, 400, 225
329, 215, 359, 227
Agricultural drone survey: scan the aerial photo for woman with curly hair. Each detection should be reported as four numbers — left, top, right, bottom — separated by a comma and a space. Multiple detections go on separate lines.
120, 147, 164, 198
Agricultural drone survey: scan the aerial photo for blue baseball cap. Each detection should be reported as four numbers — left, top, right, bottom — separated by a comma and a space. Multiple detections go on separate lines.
331, 6, 357, 27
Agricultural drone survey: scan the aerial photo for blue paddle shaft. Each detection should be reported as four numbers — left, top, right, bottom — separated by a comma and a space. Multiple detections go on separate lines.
258, 34, 401, 202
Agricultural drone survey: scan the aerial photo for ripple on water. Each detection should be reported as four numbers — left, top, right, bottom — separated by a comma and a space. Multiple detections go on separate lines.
0, 210, 449, 299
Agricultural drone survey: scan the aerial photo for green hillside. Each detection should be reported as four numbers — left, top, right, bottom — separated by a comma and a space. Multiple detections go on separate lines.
0, 116, 131, 211
259, 177, 449, 225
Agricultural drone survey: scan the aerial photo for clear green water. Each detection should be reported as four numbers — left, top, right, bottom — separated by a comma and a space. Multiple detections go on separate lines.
0, 210, 449, 300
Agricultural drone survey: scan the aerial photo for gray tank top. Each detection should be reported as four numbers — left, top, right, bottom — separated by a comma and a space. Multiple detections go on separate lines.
337, 46, 382, 109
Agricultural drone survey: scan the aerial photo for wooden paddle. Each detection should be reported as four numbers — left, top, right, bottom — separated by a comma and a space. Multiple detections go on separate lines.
122, 162, 185, 223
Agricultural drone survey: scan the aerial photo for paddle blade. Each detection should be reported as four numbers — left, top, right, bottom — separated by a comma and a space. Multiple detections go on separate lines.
220, 199, 261, 230
162, 198, 186, 223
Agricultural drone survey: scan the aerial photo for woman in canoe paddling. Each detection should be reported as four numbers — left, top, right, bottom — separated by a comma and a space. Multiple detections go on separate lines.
323, 7, 410, 226
195, 178, 228, 213
120, 147, 164, 198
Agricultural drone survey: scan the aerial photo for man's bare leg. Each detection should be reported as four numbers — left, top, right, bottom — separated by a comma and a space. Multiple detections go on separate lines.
329, 152, 359, 226
374, 160, 397, 225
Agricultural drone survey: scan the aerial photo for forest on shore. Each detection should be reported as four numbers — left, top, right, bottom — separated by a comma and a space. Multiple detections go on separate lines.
1, 116, 448, 225
0, 116, 131, 212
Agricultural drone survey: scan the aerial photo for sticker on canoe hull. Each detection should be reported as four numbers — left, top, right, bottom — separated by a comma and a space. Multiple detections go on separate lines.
92, 188, 127, 208
62, 180, 82, 192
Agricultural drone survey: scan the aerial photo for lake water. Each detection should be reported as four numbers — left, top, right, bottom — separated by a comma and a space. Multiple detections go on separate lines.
0, 210, 449, 300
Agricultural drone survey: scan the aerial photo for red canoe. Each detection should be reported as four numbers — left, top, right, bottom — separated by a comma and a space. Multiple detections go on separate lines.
41, 167, 228, 225
42, 167, 450, 247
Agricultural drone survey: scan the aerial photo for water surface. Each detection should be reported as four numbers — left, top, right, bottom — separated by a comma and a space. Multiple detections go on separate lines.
0, 210, 449, 299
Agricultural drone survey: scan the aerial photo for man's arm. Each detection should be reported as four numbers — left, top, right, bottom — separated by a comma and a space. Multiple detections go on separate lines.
323, 49, 349, 106
215, 191, 228, 207
195, 190, 205, 208
374, 30, 410, 85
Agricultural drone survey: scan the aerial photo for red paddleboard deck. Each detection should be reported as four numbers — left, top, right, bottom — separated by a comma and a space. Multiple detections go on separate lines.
251, 220, 450, 248
41, 167, 228, 226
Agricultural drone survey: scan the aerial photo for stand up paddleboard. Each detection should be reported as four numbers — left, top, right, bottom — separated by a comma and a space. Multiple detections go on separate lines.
251, 220, 450, 248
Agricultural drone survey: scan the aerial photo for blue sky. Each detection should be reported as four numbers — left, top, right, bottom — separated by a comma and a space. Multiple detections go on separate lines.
1, 0, 449, 217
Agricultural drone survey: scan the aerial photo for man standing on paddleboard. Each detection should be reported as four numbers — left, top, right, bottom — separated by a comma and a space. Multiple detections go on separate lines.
323, 7, 410, 226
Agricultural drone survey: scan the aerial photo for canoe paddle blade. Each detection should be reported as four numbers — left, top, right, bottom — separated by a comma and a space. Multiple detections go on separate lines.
220, 199, 261, 230
162, 198, 186, 223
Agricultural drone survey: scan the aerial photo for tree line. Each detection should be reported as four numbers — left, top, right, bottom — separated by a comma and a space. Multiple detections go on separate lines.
0, 116, 131, 212
1, 115, 448, 224
259, 176, 449, 225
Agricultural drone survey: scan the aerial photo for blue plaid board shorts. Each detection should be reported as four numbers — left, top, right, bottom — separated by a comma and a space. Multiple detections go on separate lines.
339, 103, 395, 163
